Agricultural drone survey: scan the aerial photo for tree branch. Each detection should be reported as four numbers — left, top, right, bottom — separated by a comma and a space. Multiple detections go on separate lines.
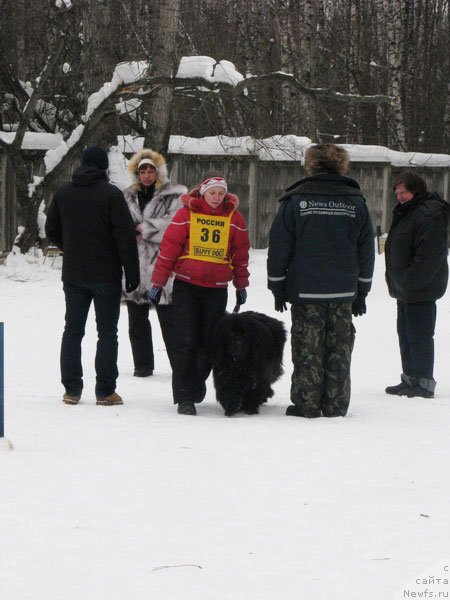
120, 72, 393, 106
12, 37, 67, 153
0, 51, 55, 134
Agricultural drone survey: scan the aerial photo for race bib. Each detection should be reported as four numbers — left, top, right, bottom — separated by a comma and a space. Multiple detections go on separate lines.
186, 211, 233, 264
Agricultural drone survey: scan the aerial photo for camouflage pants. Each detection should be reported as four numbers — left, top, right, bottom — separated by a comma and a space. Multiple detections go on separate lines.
291, 303, 355, 417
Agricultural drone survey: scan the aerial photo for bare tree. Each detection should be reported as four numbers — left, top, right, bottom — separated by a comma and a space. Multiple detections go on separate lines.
384, 0, 407, 150
142, 0, 182, 152
1, 0, 449, 251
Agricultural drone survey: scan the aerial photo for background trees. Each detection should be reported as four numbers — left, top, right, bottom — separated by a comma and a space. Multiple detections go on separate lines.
0, 0, 448, 250
1, 0, 449, 150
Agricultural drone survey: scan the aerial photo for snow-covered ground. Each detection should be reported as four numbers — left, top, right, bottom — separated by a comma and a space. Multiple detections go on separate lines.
1, 249, 449, 600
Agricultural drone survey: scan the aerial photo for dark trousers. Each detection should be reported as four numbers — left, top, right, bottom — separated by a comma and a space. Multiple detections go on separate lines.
171, 279, 228, 404
397, 300, 436, 380
126, 301, 177, 370
61, 282, 121, 397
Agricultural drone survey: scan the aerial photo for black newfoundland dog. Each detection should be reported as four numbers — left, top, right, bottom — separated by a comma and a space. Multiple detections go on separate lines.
211, 311, 286, 416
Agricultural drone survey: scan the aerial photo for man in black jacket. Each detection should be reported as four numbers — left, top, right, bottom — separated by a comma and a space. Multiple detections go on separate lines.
385, 171, 449, 399
267, 144, 374, 418
45, 146, 140, 406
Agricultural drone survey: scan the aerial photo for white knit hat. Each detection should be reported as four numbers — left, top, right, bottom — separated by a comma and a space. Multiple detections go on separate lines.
138, 157, 156, 170
199, 177, 227, 196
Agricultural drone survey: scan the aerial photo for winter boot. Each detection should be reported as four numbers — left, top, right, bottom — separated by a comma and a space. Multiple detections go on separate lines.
406, 377, 436, 398
385, 374, 415, 396
286, 404, 321, 418
177, 401, 197, 415
322, 405, 347, 418
134, 368, 153, 377
63, 392, 81, 405
96, 392, 123, 406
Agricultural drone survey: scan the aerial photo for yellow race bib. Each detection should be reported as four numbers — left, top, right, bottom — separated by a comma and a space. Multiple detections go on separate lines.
185, 211, 233, 264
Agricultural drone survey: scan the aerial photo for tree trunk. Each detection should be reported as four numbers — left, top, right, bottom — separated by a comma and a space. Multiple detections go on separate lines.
384, 0, 407, 150
143, 0, 181, 153
81, 0, 118, 147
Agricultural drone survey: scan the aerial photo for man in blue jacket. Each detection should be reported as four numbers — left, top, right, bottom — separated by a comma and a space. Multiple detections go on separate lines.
45, 146, 140, 406
267, 144, 374, 418
385, 171, 449, 399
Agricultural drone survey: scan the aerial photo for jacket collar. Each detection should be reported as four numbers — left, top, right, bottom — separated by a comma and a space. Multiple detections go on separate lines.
279, 173, 363, 201
181, 191, 238, 215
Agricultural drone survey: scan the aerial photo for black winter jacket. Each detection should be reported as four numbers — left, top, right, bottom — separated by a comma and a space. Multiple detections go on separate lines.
267, 173, 375, 304
45, 166, 140, 288
385, 191, 449, 302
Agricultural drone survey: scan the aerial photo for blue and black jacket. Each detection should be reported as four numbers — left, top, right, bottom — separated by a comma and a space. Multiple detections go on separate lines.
267, 173, 375, 304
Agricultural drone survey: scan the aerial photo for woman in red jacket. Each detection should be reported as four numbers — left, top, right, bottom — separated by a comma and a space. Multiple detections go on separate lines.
150, 176, 250, 415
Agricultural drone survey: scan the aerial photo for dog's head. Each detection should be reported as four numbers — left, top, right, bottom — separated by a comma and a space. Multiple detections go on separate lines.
226, 325, 250, 361
212, 313, 257, 365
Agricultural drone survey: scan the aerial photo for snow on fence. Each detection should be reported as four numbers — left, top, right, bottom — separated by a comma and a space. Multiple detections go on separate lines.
169, 154, 449, 248
1, 138, 449, 250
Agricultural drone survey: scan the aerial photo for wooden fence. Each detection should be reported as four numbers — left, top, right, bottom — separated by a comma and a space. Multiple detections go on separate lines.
171, 155, 450, 248
1, 148, 449, 251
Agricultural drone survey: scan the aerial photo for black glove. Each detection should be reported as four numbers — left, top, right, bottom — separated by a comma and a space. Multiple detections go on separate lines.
236, 289, 247, 306
125, 279, 139, 293
272, 291, 287, 313
352, 294, 367, 317
147, 286, 162, 306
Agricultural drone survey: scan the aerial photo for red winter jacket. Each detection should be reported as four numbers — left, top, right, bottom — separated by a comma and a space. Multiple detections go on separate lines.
151, 191, 250, 289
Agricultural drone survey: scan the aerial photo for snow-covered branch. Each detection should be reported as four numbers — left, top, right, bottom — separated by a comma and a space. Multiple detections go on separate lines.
11, 8, 71, 154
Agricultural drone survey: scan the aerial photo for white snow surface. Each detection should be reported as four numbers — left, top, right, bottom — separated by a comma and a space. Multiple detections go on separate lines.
4, 130, 449, 168
0, 131, 64, 150
176, 56, 245, 86
1, 249, 450, 599
122, 134, 450, 166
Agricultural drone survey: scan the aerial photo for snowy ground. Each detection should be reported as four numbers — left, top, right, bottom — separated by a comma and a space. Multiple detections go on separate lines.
1, 248, 449, 600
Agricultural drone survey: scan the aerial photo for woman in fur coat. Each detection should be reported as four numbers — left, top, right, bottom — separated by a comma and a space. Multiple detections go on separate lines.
122, 149, 187, 376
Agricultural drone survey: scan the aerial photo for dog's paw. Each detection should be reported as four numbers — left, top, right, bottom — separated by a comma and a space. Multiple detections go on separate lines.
224, 409, 237, 417
223, 399, 242, 417
243, 406, 259, 415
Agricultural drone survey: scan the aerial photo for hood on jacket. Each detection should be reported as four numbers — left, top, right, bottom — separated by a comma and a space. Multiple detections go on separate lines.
72, 165, 108, 187
394, 191, 450, 221
278, 173, 363, 202
181, 190, 239, 215
127, 149, 169, 191
419, 191, 450, 218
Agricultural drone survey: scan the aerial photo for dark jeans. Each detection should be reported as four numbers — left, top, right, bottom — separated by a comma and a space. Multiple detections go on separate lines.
397, 300, 436, 380
126, 301, 177, 370
61, 281, 121, 397
171, 279, 228, 404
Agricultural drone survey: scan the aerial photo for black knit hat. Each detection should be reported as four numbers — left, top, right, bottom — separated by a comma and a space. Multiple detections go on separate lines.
81, 146, 109, 171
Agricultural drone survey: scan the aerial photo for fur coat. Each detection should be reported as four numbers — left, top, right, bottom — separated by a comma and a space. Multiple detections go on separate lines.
122, 149, 187, 305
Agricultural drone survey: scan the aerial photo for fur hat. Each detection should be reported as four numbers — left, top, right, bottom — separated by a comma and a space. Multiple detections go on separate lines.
128, 149, 168, 190
81, 146, 109, 171
304, 144, 349, 176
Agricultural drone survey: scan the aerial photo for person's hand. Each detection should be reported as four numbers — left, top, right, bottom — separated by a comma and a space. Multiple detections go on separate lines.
236, 289, 247, 306
352, 294, 367, 317
136, 224, 143, 242
272, 291, 287, 313
147, 286, 162, 306
125, 278, 139, 293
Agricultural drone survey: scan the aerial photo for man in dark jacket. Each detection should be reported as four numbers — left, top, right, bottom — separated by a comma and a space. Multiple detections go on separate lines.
45, 146, 140, 406
267, 144, 374, 418
385, 171, 449, 399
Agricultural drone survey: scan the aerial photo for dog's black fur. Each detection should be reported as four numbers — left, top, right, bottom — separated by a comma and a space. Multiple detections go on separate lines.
211, 311, 286, 416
